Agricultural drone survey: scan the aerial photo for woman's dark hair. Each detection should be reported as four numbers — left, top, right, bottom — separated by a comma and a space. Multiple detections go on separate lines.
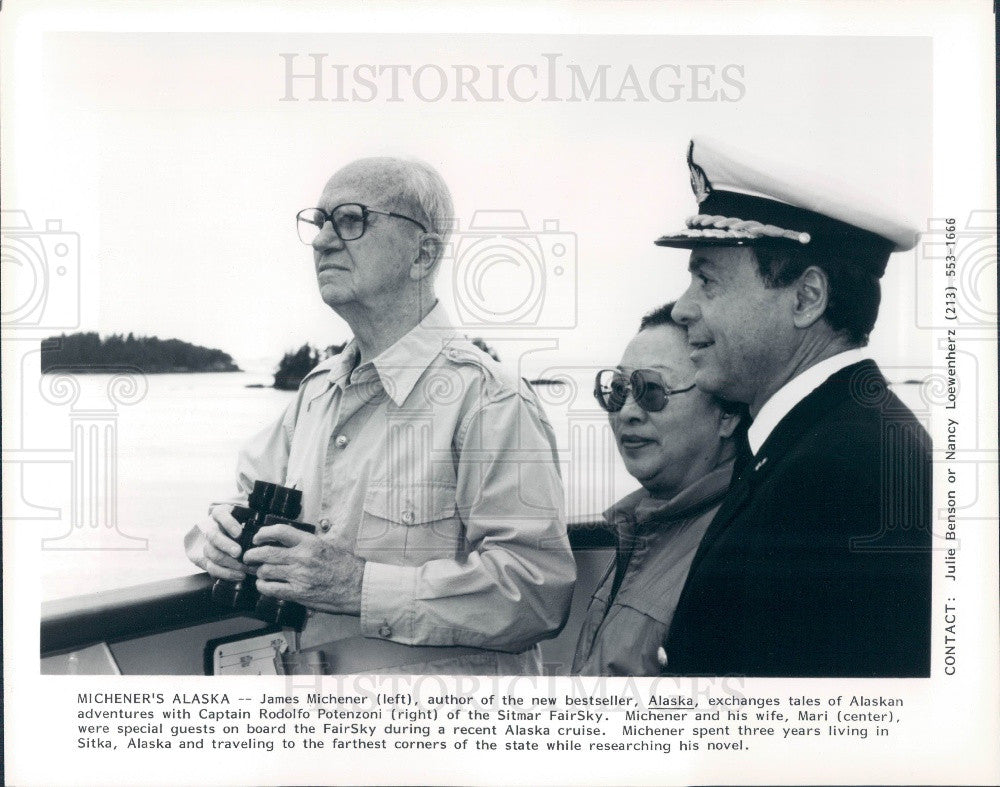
639, 301, 680, 333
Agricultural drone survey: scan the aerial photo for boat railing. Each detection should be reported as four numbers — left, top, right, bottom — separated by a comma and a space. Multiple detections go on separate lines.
40, 521, 616, 675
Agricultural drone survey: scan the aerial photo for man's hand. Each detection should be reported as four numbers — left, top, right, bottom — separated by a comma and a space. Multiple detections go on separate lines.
243, 525, 366, 616
184, 505, 249, 582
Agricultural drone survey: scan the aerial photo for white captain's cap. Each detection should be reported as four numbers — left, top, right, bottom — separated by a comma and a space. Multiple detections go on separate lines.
655, 136, 919, 277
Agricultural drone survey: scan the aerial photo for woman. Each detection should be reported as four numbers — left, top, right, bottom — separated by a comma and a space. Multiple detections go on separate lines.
572, 302, 744, 676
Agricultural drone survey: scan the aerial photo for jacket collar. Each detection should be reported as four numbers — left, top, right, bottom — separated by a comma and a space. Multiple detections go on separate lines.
751, 359, 885, 475
748, 348, 871, 454
604, 458, 735, 533
685, 359, 886, 576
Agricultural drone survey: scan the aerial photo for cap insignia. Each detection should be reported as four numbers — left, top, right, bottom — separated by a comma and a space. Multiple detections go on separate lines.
687, 141, 712, 204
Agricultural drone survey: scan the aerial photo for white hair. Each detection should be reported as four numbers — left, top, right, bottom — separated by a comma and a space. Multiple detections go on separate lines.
334, 156, 454, 249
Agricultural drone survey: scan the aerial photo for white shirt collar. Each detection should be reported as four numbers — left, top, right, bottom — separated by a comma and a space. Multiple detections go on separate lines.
747, 348, 872, 455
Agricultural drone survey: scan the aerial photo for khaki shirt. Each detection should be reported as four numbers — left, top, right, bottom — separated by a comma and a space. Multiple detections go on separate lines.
208, 304, 575, 674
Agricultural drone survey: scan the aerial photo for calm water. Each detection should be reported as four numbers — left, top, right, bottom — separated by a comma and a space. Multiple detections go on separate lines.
38, 370, 925, 601
38, 369, 638, 600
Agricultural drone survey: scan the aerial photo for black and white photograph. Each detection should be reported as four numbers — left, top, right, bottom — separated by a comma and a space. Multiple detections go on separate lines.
3, 2, 997, 785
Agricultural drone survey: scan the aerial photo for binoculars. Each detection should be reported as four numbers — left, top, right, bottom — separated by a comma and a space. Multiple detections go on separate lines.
210, 480, 315, 630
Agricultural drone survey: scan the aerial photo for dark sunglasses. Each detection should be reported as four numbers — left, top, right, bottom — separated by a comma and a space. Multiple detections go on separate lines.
594, 368, 696, 413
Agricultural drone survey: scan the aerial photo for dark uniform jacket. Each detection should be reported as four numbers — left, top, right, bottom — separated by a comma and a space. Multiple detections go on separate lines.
664, 360, 932, 677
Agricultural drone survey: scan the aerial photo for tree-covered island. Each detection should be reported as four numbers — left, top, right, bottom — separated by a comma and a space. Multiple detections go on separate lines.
41, 332, 241, 373
273, 343, 346, 390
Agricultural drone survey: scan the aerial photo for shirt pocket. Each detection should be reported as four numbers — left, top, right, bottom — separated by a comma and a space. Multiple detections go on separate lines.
356, 483, 462, 565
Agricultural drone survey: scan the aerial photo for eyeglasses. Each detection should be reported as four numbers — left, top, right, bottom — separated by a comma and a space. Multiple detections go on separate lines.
296, 203, 428, 245
594, 368, 696, 413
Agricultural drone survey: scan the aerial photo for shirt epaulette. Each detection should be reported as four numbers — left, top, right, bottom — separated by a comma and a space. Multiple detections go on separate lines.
439, 341, 519, 403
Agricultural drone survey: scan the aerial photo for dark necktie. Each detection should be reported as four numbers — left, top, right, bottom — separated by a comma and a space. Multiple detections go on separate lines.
732, 424, 754, 481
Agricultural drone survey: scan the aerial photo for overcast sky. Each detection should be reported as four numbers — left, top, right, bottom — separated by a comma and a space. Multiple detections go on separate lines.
8, 33, 931, 377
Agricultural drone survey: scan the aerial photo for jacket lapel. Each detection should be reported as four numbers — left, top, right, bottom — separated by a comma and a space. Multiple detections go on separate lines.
682, 360, 884, 580
753, 359, 883, 469
682, 453, 755, 581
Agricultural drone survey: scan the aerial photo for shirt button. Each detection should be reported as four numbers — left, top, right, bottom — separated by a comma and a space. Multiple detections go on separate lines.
378, 622, 392, 638
401, 510, 415, 525
318, 517, 331, 533
334, 434, 349, 449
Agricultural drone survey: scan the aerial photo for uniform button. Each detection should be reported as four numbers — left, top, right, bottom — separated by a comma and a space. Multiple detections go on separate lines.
334, 434, 349, 449
318, 517, 331, 533
656, 646, 668, 668
378, 623, 392, 638
401, 510, 415, 524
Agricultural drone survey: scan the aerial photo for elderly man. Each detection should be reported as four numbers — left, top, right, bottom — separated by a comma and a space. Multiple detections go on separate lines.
656, 137, 932, 677
185, 157, 574, 674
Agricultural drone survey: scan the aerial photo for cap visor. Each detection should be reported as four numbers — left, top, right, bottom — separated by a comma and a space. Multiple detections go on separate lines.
654, 230, 801, 250
653, 235, 760, 249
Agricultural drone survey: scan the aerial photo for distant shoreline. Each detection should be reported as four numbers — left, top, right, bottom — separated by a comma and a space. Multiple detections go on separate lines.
42, 367, 242, 375
41, 332, 242, 375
